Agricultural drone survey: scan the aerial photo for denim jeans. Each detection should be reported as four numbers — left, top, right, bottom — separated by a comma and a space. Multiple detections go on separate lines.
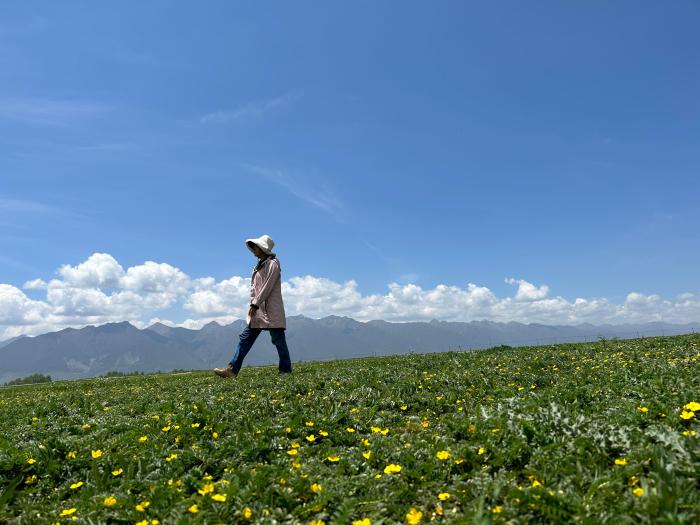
229, 325, 292, 374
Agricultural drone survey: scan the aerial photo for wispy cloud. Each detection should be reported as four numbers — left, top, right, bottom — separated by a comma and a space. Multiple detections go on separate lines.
200, 91, 302, 124
0, 196, 87, 221
242, 164, 347, 222
0, 98, 113, 125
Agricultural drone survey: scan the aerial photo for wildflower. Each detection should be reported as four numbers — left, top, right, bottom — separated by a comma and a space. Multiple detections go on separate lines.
346, 427, 355, 433
139, 436, 148, 442
112, 468, 123, 476
188, 504, 199, 513
682, 429, 696, 436
291, 441, 300, 448
492, 506, 502, 513
305, 421, 314, 427
81, 423, 90, 430
242, 507, 253, 519
286, 427, 292, 433
287, 449, 298, 456
327, 455, 340, 462
352, 519, 371, 525
69, 481, 83, 489
66, 451, 77, 459
436, 450, 451, 460
362, 438, 370, 446
135, 501, 150, 512
684, 401, 700, 411
191, 423, 200, 428
421, 420, 429, 428
363, 451, 372, 460
467, 424, 476, 433
633, 487, 644, 497
628, 476, 639, 486
211, 493, 227, 502
384, 463, 402, 474
319, 430, 329, 436
400, 405, 408, 411
103, 496, 117, 506
380, 428, 389, 435
25, 475, 37, 485
435, 505, 444, 516
680, 410, 695, 420
310, 520, 326, 525
478, 447, 485, 455
637, 406, 648, 413
212, 432, 219, 439
614, 458, 628, 466
165, 453, 178, 462
306, 434, 316, 442
438, 492, 450, 501
405, 507, 423, 524
531, 479, 543, 488
91, 450, 102, 459
198, 483, 214, 495
162, 426, 170, 432
371, 426, 381, 433
60, 508, 77, 517
310, 483, 322, 493
27, 458, 36, 465
454, 458, 464, 464
293, 462, 301, 468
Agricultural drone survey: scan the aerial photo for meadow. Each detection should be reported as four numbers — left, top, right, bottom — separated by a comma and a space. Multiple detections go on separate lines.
0, 334, 698, 524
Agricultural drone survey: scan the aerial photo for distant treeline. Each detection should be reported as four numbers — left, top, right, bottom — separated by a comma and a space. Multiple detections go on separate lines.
4, 373, 52, 386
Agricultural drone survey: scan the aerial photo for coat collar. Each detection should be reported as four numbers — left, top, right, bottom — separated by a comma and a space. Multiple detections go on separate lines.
252, 254, 276, 273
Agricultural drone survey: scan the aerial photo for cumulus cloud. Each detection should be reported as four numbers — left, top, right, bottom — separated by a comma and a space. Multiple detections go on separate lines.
0, 252, 699, 340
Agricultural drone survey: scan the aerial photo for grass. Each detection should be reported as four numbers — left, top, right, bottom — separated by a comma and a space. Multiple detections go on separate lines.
0, 334, 698, 524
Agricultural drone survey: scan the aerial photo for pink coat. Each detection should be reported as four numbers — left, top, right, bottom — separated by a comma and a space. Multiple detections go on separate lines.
246, 255, 286, 329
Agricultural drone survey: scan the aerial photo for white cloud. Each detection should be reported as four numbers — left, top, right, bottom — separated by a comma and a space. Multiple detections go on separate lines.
0, 252, 699, 340
200, 91, 302, 124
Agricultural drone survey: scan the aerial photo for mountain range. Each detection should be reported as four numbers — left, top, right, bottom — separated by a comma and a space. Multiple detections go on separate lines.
1, 315, 698, 384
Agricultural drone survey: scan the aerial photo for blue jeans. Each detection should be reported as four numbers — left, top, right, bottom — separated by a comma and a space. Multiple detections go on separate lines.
229, 325, 292, 374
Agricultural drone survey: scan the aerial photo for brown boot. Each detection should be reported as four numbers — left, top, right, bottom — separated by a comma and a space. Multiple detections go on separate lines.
213, 364, 237, 378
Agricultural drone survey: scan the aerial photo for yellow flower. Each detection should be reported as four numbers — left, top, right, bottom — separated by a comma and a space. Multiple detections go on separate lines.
60, 508, 77, 517
405, 508, 423, 524
293, 462, 301, 468
24, 475, 37, 485
191, 423, 200, 428
682, 429, 697, 436
198, 483, 214, 495
91, 449, 102, 458
436, 450, 451, 460
478, 447, 485, 455
352, 519, 371, 525
467, 424, 476, 433
242, 507, 253, 519
637, 406, 648, 413
310, 520, 326, 525
454, 458, 464, 464
327, 455, 340, 462
371, 426, 381, 433
136, 521, 149, 525
319, 430, 329, 436
306, 434, 316, 442
435, 505, 443, 516
69, 481, 83, 489
287, 449, 298, 456
188, 504, 199, 513
438, 492, 450, 501
305, 421, 314, 427
492, 506, 502, 513
139, 436, 148, 442
285, 427, 292, 433
680, 410, 695, 420
165, 453, 178, 461
135, 501, 150, 512
291, 441, 300, 448
380, 428, 389, 435
362, 438, 370, 446
362, 451, 372, 460
82, 423, 90, 430
211, 493, 227, 502
531, 479, 543, 488
614, 458, 628, 466
310, 483, 322, 493
162, 426, 170, 432
684, 401, 700, 411
384, 463, 401, 474
112, 468, 123, 476
212, 432, 219, 440
103, 496, 117, 506
633, 487, 644, 497
400, 405, 408, 411
27, 458, 36, 465
66, 451, 77, 459
346, 427, 355, 433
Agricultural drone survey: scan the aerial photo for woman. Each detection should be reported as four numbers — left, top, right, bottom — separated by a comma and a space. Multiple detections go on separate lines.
214, 234, 292, 377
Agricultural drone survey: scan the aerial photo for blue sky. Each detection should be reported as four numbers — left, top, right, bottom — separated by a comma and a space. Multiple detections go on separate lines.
1, 2, 699, 336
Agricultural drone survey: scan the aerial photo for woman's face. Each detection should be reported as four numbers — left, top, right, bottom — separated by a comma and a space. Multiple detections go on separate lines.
249, 243, 265, 258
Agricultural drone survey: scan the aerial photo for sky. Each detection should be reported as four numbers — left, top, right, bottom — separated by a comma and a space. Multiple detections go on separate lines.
1, 2, 700, 339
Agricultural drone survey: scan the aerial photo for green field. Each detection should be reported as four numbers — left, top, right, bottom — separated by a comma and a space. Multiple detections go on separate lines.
1, 334, 698, 524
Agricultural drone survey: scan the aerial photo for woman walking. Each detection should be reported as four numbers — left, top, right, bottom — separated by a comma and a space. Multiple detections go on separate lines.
214, 234, 292, 377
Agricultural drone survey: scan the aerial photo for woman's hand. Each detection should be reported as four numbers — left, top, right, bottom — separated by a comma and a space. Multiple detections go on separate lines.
248, 304, 259, 319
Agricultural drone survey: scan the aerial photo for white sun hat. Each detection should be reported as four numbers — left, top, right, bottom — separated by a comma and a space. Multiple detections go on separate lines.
245, 234, 275, 255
